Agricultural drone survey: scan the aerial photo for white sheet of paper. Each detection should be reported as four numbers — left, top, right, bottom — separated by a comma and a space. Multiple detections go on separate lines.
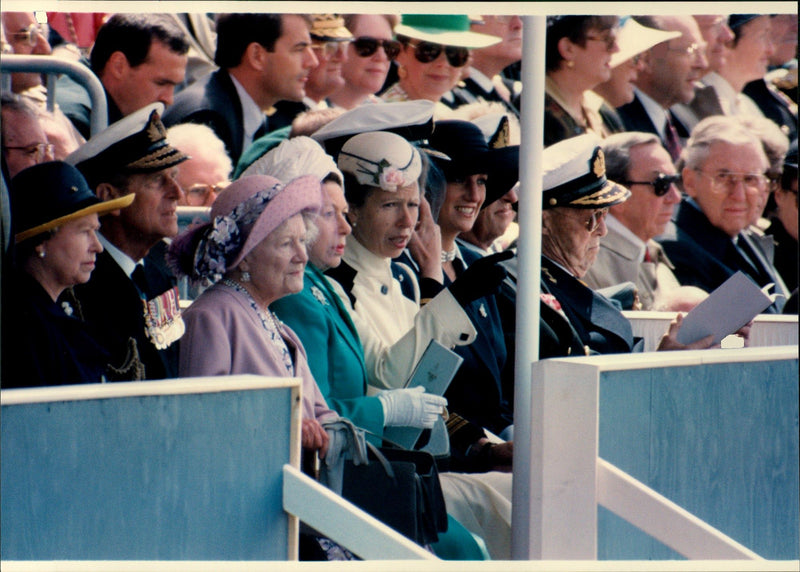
676, 271, 777, 345
383, 339, 463, 450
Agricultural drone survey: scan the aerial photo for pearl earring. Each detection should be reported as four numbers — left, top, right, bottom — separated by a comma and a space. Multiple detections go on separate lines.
566, 60, 575, 69
241, 271, 251, 283
38, 250, 46, 259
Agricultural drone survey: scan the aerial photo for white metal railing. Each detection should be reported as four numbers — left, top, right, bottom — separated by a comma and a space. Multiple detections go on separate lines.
0, 54, 108, 136
512, 346, 798, 560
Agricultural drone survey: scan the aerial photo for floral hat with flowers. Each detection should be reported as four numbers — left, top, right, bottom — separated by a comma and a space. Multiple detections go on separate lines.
337, 131, 422, 192
168, 174, 322, 285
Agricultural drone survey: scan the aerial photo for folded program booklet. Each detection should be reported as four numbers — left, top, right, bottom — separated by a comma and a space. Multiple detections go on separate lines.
383, 339, 463, 450
676, 271, 780, 346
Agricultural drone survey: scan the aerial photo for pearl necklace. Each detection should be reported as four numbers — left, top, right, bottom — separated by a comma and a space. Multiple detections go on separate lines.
441, 247, 457, 263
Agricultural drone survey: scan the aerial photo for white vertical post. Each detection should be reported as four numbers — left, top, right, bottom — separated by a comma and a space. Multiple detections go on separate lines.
515, 360, 600, 559
511, 13, 547, 560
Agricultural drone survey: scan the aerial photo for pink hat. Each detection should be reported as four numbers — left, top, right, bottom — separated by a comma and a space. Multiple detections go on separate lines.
168, 174, 322, 283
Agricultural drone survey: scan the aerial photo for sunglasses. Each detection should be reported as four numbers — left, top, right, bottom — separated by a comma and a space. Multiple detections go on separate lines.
621, 173, 681, 197
406, 41, 470, 68
352, 37, 402, 60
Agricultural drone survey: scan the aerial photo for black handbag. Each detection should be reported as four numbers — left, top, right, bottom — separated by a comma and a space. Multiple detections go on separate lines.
340, 441, 448, 546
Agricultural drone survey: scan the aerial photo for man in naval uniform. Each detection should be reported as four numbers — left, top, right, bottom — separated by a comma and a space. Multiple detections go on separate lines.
66, 102, 188, 380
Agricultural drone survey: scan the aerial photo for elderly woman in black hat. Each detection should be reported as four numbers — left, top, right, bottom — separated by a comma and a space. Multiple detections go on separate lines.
168, 173, 339, 456
2, 162, 134, 387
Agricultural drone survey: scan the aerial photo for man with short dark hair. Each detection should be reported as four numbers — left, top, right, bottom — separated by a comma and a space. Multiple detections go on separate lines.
65, 103, 189, 380
163, 13, 318, 165
56, 13, 189, 139
656, 116, 787, 312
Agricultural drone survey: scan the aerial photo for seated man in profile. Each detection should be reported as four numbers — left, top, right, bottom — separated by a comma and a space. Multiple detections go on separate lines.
656, 115, 787, 313
538, 134, 720, 358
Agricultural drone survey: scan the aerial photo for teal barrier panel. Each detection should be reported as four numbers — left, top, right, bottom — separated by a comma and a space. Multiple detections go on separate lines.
598, 358, 800, 560
1, 378, 298, 560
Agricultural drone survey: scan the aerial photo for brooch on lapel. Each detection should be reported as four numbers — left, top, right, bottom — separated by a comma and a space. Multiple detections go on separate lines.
311, 285, 329, 306
479, 303, 487, 318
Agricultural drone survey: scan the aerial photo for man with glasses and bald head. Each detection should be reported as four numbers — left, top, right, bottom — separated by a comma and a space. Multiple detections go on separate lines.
617, 15, 709, 162
656, 115, 788, 312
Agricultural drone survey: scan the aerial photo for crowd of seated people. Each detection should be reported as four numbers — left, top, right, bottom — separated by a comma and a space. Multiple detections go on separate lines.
1, 9, 797, 562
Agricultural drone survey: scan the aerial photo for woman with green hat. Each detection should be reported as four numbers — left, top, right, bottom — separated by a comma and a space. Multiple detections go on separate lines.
382, 14, 500, 112
2, 161, 134, 387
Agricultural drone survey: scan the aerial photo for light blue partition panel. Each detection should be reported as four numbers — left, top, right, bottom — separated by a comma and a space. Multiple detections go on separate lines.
1, 376, 299, 560
597, 356, 799, 560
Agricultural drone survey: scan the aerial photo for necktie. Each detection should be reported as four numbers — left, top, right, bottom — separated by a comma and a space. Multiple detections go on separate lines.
663, 115, 682, 163
131, 264, 149, 298
643, 248, 652, 263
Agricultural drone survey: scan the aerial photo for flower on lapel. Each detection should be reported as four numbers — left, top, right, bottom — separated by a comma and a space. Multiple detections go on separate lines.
311, 285, 329, 306
540, 293, 562, 311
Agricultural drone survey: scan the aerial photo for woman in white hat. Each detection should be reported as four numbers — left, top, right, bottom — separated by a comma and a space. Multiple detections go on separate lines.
168, 173, 339, 457
381, 14, 500, 113
2, 161, 134, 386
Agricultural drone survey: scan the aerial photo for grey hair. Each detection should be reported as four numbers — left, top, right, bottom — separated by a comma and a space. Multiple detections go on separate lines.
683, 116, 767, 171
601, 131, 661, 182
737, 115, 790, 175
166, 123, 233, 179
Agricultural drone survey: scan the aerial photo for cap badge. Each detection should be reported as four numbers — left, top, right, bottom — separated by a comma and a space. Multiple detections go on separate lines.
592, 148, 606, 178
145, 110, 167, 143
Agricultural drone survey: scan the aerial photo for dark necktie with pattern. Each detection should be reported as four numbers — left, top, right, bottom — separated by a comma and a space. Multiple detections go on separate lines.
131, 264, 149, 298
663, 115, 683, 163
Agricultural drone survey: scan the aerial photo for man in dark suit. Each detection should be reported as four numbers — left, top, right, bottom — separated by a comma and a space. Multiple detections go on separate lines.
656, 116, 787, 313
65, 103, 189, 380
163, 13, 318, 165
616, 15, 708, 162
56, 13, 189, 139
268, 14, 352, 132
446, 15, 521, 116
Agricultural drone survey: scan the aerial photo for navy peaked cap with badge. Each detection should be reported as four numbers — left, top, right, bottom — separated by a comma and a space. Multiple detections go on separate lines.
66, 102, 188, 188
542, 133, 630, 209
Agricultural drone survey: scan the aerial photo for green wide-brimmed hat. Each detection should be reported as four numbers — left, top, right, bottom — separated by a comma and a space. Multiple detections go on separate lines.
394, 14, 501, 48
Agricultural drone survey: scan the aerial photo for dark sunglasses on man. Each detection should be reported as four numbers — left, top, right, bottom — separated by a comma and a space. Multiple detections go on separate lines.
621, 173, 681, 197
405, 40, 470, 68
352, 37, 402, 60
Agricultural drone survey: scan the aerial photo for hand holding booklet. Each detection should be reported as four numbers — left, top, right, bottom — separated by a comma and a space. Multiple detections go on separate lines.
383, 340, 463, 450
676, 271, 780, 345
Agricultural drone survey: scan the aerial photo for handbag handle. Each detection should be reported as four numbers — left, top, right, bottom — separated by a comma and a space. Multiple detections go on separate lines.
365, 441, 397, 481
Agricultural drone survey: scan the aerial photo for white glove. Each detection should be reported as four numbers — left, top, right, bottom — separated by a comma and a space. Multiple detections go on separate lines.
377, 386, 448, 429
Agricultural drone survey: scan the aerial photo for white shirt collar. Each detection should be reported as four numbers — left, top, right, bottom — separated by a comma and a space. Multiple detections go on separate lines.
230, 74, 266, 149
98, 233, 139, 278
634, 87, 670, 139
468, 67, 495, 93
605, 214, 647, 261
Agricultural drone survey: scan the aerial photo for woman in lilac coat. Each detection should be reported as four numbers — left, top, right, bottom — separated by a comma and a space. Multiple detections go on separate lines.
168, 174, 338, 457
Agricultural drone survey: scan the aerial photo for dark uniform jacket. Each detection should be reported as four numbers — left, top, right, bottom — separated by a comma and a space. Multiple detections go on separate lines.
540, 257, 640, 355
163, 69, 249, 165
2, 272, 109, 387
656, 199, 786, 313
68, 249, 180, 381
743, 78, 798, 142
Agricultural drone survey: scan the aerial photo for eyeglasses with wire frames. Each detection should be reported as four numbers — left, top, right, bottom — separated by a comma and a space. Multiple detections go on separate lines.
310, 38, 352, 59
584, 32, 619, 52
351, 37, 402, 60
10, 23, 48, 47
620, 173, 681, 197
405, 41, 470, 67
666, 42, 707, 59
693, 169, 768, 195
2, 142, 55, 163
184, 182, 228, 206
558, 207, 609, 233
